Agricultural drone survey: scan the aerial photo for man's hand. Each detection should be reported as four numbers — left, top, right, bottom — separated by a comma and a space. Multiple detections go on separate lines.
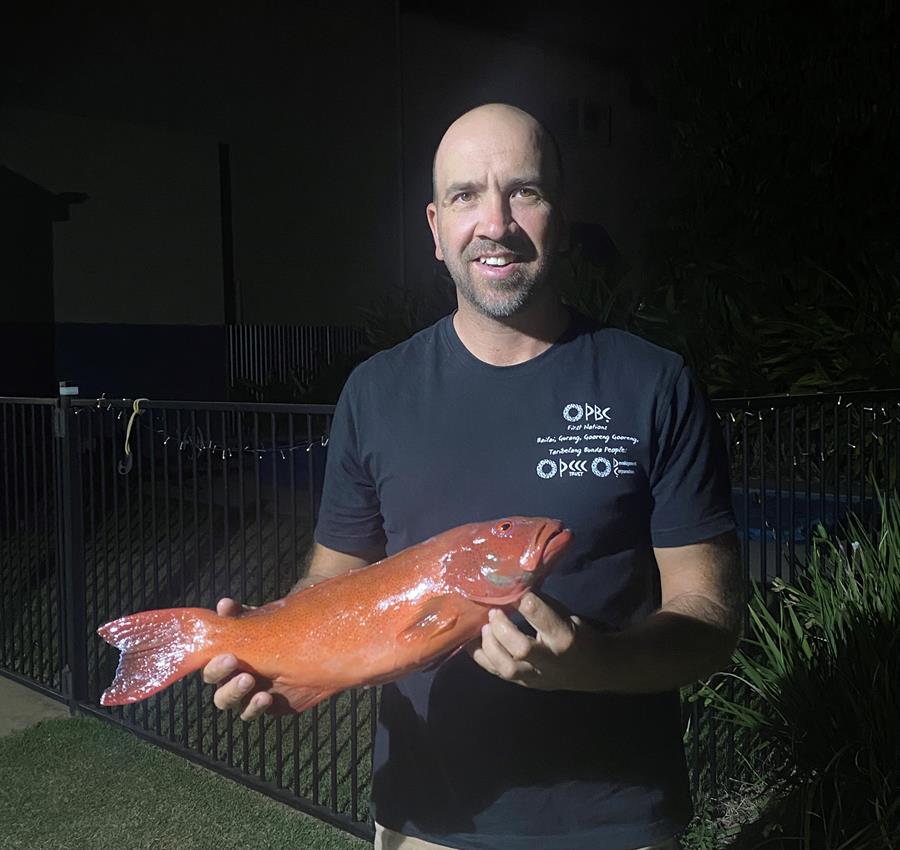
202, 545, 373, 721
470, 531, 744, 694
202, 598, 274, 721
470, 593, 604, 691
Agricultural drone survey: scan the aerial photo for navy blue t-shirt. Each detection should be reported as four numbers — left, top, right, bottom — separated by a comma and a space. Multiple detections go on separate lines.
315, 311, 735, 850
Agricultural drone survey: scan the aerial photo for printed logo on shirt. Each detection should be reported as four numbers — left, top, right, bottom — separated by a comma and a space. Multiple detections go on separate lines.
536, 456, 634, 479
532, 404, 641, 481
562, 403, 611, 423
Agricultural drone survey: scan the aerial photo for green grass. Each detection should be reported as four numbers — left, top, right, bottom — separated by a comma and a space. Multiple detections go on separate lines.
0, 716, 371, 850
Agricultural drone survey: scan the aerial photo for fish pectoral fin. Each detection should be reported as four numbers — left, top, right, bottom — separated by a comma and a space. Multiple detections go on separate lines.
463, 592, 521, 605
270, 682, 336, 714
397, 601, 459, 645
422, 643, 467, 672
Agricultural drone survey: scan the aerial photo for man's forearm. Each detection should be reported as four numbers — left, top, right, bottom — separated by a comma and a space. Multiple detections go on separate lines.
289, 542, 379, 594
581, 596, 741, 694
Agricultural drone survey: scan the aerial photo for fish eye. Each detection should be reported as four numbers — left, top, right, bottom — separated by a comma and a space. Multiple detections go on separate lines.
493, 520, 513, 535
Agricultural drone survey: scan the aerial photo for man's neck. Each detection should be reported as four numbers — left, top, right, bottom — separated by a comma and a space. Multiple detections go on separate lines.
452, 295, 571, 367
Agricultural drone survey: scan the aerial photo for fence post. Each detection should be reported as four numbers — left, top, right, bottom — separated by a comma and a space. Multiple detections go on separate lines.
55, 382, 88, 713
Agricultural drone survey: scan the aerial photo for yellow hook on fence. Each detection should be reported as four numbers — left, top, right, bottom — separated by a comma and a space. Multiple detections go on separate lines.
118, 398, 149, 475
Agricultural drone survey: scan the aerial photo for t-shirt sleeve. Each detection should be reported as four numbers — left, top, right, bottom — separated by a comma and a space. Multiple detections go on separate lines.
314, 377, 386, 557
648, 364, 736, 547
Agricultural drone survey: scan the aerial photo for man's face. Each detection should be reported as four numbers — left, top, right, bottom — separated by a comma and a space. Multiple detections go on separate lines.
427, 113, 565, 319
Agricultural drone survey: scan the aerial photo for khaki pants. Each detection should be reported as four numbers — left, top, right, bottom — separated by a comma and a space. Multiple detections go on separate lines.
374, 822, 681, 850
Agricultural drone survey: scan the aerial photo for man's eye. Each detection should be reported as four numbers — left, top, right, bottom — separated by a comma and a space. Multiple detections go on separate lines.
514, 187, 538, 198
453, 192, 474, 203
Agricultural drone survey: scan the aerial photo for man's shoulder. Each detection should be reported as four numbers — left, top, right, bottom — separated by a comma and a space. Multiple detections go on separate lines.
579, 321, 686, 377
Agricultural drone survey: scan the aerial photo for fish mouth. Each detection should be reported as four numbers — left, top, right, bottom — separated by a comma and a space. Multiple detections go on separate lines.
542, 526, 573, 565
523, 521, 573, 575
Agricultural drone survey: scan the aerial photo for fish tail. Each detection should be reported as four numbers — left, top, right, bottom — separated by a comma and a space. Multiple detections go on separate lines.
97, 608, 223, 706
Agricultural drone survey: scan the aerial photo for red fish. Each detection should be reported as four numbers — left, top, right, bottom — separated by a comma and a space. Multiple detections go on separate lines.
98, 516, 572, 713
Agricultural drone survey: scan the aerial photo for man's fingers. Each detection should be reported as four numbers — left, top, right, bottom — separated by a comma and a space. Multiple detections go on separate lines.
487, 609, 534, 661
480, 620, 533, 681
216, 597, 244, 617
239, 691, 273, 721
518, 593, 575, 653
212, 672, 258, 712
471, 646, 500, 677
203, 653, 238, 685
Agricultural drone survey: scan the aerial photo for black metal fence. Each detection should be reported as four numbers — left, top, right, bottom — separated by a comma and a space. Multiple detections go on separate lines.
1, 388, 898, 838
227, 324, 364, 396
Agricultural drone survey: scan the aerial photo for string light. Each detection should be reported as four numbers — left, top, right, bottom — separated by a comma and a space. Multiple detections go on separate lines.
75, 397, 330, 475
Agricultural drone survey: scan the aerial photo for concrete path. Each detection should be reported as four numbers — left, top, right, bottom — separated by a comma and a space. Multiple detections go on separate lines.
0, 675, 70, 736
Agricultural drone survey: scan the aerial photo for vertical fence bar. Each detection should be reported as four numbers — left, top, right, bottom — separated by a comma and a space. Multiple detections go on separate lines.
40, 406, 54, 684
774, 408, 782, 580
289, 413, 301, 796
206, 410, 217, 759
759, 409, 767, 587
221, 409, 233, 767
1, 406, 10, 670
273, 412, 284, 789
351, 687, 359, 822
845, 402, 853, 529
162, 409, 175, 739
369, 685, 377, 819
788, 407, 797, 583
98, 408, 113, 715
741, 412, 750, 601
176, 410, 189, 747
24, 405, 36, 681
859, 402, 867, 525
819, 403, 826, 547
124, 407, 136, 728
53, 405, 67, 690
190, 410, 202, 755
238, 408, 250, 774
253, 412, 266, 782
112, 406, 125, 723
11, 405, 23, 673
721, 413, 735, 784
330, 694, 339, 811
57, 397, 88, 711
85, 410, 98, 698
136, 409, 149, 729
833, 399, 841, 538
150, 406, 162, 737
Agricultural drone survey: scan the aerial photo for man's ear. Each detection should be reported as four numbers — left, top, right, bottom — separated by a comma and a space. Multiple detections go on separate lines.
426, 202, 444, 261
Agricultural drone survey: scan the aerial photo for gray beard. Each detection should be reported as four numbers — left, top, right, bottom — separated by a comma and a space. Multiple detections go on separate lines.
453, 268, 537, 318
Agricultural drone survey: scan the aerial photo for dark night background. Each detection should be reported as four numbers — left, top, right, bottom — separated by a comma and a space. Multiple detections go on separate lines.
1, 1, 897, 400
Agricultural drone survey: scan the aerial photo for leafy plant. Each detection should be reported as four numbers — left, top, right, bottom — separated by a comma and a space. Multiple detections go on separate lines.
695, 495, 900, 848
558, 247, 900, 398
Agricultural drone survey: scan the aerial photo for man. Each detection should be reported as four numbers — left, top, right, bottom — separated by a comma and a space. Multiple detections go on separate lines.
204, 103, 742, 850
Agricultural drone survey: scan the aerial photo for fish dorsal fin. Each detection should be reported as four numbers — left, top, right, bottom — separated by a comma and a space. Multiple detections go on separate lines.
397, 599, 459, 645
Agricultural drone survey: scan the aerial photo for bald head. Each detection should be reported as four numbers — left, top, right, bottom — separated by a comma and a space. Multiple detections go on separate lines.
431, 104, 563, 203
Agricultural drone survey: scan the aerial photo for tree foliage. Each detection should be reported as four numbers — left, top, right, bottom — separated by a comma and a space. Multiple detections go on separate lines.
603, 0, 900, 396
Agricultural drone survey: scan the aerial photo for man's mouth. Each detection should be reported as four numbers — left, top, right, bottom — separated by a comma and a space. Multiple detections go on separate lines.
471, 253, 524, 278
476, 254, 517, 267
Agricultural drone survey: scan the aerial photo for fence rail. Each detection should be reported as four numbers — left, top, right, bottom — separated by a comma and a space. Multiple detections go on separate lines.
1, 387, 898, 837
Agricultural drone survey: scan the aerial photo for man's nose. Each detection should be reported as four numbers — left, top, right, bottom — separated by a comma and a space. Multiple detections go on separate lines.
477, 191, 514, 240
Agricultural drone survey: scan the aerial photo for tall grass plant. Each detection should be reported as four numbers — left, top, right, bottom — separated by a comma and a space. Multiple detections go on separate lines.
696, 495, 900, 848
